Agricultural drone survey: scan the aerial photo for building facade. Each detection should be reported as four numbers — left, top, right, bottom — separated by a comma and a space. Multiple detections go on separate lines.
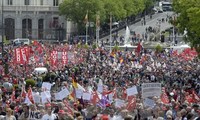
0, 0, 75, 41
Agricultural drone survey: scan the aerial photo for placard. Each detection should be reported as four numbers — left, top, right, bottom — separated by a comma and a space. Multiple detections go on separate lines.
142, 83, 161, 98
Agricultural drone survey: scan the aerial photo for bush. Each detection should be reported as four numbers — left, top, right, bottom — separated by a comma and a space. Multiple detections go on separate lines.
77, 43, 82, 48
155, 44, 163, 53
92, 44, 97, 49
25, 79, 36, 88
50, 73, 57, 79
13, 84, 19, 89
42, 73, 50, 82
112, 45, 120, 52
83, 44, 89, 49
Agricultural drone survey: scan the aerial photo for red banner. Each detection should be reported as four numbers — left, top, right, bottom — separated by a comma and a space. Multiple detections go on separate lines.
50, 51, 58, 66
15, 48, 23, 64
20, 48, 27, 63
62, 51, 68, 65
23, 46, 31, 59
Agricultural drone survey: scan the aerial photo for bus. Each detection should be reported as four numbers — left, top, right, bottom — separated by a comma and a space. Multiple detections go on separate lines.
160, 1, 172, 11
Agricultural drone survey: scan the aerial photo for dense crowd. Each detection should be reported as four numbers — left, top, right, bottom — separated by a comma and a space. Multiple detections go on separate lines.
0, 42, 199, 120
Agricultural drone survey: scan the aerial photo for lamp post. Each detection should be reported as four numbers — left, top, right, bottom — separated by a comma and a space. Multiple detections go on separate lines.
1, 0, 4, 57
26, 1, 28, 39
109, 13, 112, 53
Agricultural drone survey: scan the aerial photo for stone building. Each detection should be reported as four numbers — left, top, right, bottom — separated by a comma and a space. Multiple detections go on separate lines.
0, 0, 76, 41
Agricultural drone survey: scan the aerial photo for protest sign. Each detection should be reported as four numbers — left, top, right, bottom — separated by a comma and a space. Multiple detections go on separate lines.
144, 98, 155, 108
126, 86, 138, 96
142, 83, 161, 98
115, 99, 125, 108
97, 85, 103, 93
83, 92, 91, 101
76, 89, 83, 99
42, 82, 52, 91
55, 88, 70, 100
33, 94, 41, 103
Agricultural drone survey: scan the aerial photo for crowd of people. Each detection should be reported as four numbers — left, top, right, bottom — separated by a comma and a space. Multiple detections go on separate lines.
0, 41, 199, 120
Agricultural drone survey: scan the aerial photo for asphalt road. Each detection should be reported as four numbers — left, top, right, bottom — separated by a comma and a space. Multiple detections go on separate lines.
100, 12, 174, 42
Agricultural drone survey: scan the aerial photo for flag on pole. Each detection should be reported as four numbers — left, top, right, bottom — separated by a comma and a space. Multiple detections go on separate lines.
110, 14, 112, 27
72, 77, 78, 89
96, 14, 100, 28
84, 10, 88, 25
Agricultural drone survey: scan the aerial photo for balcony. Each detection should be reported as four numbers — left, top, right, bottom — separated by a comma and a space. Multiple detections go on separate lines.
0, 5, 59, 12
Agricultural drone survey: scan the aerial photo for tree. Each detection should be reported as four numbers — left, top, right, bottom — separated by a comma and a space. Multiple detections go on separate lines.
173, 0, 200, 56
59, 0, 146, 33
59, 0, 105, 32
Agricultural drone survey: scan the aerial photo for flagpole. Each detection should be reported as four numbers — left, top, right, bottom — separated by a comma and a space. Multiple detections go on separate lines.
97, 27, 99, 45
96, 27, 98, 45
109, 13, 112, 53
86, 23, 88, 44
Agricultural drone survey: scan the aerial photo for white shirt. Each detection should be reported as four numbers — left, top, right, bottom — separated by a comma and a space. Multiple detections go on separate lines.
41, 113, 57, 120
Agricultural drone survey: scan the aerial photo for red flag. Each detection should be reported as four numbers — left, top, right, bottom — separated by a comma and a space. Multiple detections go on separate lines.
21, 86, 26, 98
33, 40, 40, 46
135, 42, 142, 54
185, 94, 194, 103
160, 88, 170, 104
192, 89, 200, 102
122, 87, 127, 100
36, 45, 43, 54
63, 99, 74, 115
28, 87, 34, 104
126, 96, 136, 111
113, 88, 117, 99
11, 88, 15, 102
91, 91, 100, 105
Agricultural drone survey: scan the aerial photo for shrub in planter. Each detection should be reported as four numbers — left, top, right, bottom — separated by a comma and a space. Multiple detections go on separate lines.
50, 73, 57, 80
25, 79, 36, 88
92, 44, 97, 50
83, 44, 89, 49
155, 44, 163, 53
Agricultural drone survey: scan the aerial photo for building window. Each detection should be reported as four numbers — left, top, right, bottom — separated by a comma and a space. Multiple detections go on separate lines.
53, 0, 59, 6
7, 0, 13, 5
24, 0, 30, 5
53, 17, 59, 28
40, 0, 43, 5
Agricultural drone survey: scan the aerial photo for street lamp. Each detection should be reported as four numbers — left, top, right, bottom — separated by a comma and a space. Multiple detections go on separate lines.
1, 0, 4, 57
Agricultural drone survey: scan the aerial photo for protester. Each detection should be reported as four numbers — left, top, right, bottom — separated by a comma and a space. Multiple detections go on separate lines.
0, 40, 199, 120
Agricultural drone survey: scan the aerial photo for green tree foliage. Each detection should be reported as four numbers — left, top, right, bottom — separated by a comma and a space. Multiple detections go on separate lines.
173, 0, 200, 55
59, 0, 146, 30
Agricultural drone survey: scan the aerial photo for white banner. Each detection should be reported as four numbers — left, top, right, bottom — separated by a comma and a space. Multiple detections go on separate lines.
142, 83, 161, 98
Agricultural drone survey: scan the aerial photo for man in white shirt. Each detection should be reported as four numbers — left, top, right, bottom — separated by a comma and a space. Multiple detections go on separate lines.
41, 104, 57, 120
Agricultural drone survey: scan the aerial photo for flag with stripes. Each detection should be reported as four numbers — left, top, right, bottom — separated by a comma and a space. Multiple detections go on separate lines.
84, 11, 88, 25
96, 14, 100, 28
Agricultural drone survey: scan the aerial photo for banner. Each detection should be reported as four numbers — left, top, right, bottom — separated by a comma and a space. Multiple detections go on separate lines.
142, 83, 161, 98
15, 48, 23, 64
50, 51, 58, 66
20, 47, 27, 62
62, 51, 68, 65
23, 46, 31, 59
